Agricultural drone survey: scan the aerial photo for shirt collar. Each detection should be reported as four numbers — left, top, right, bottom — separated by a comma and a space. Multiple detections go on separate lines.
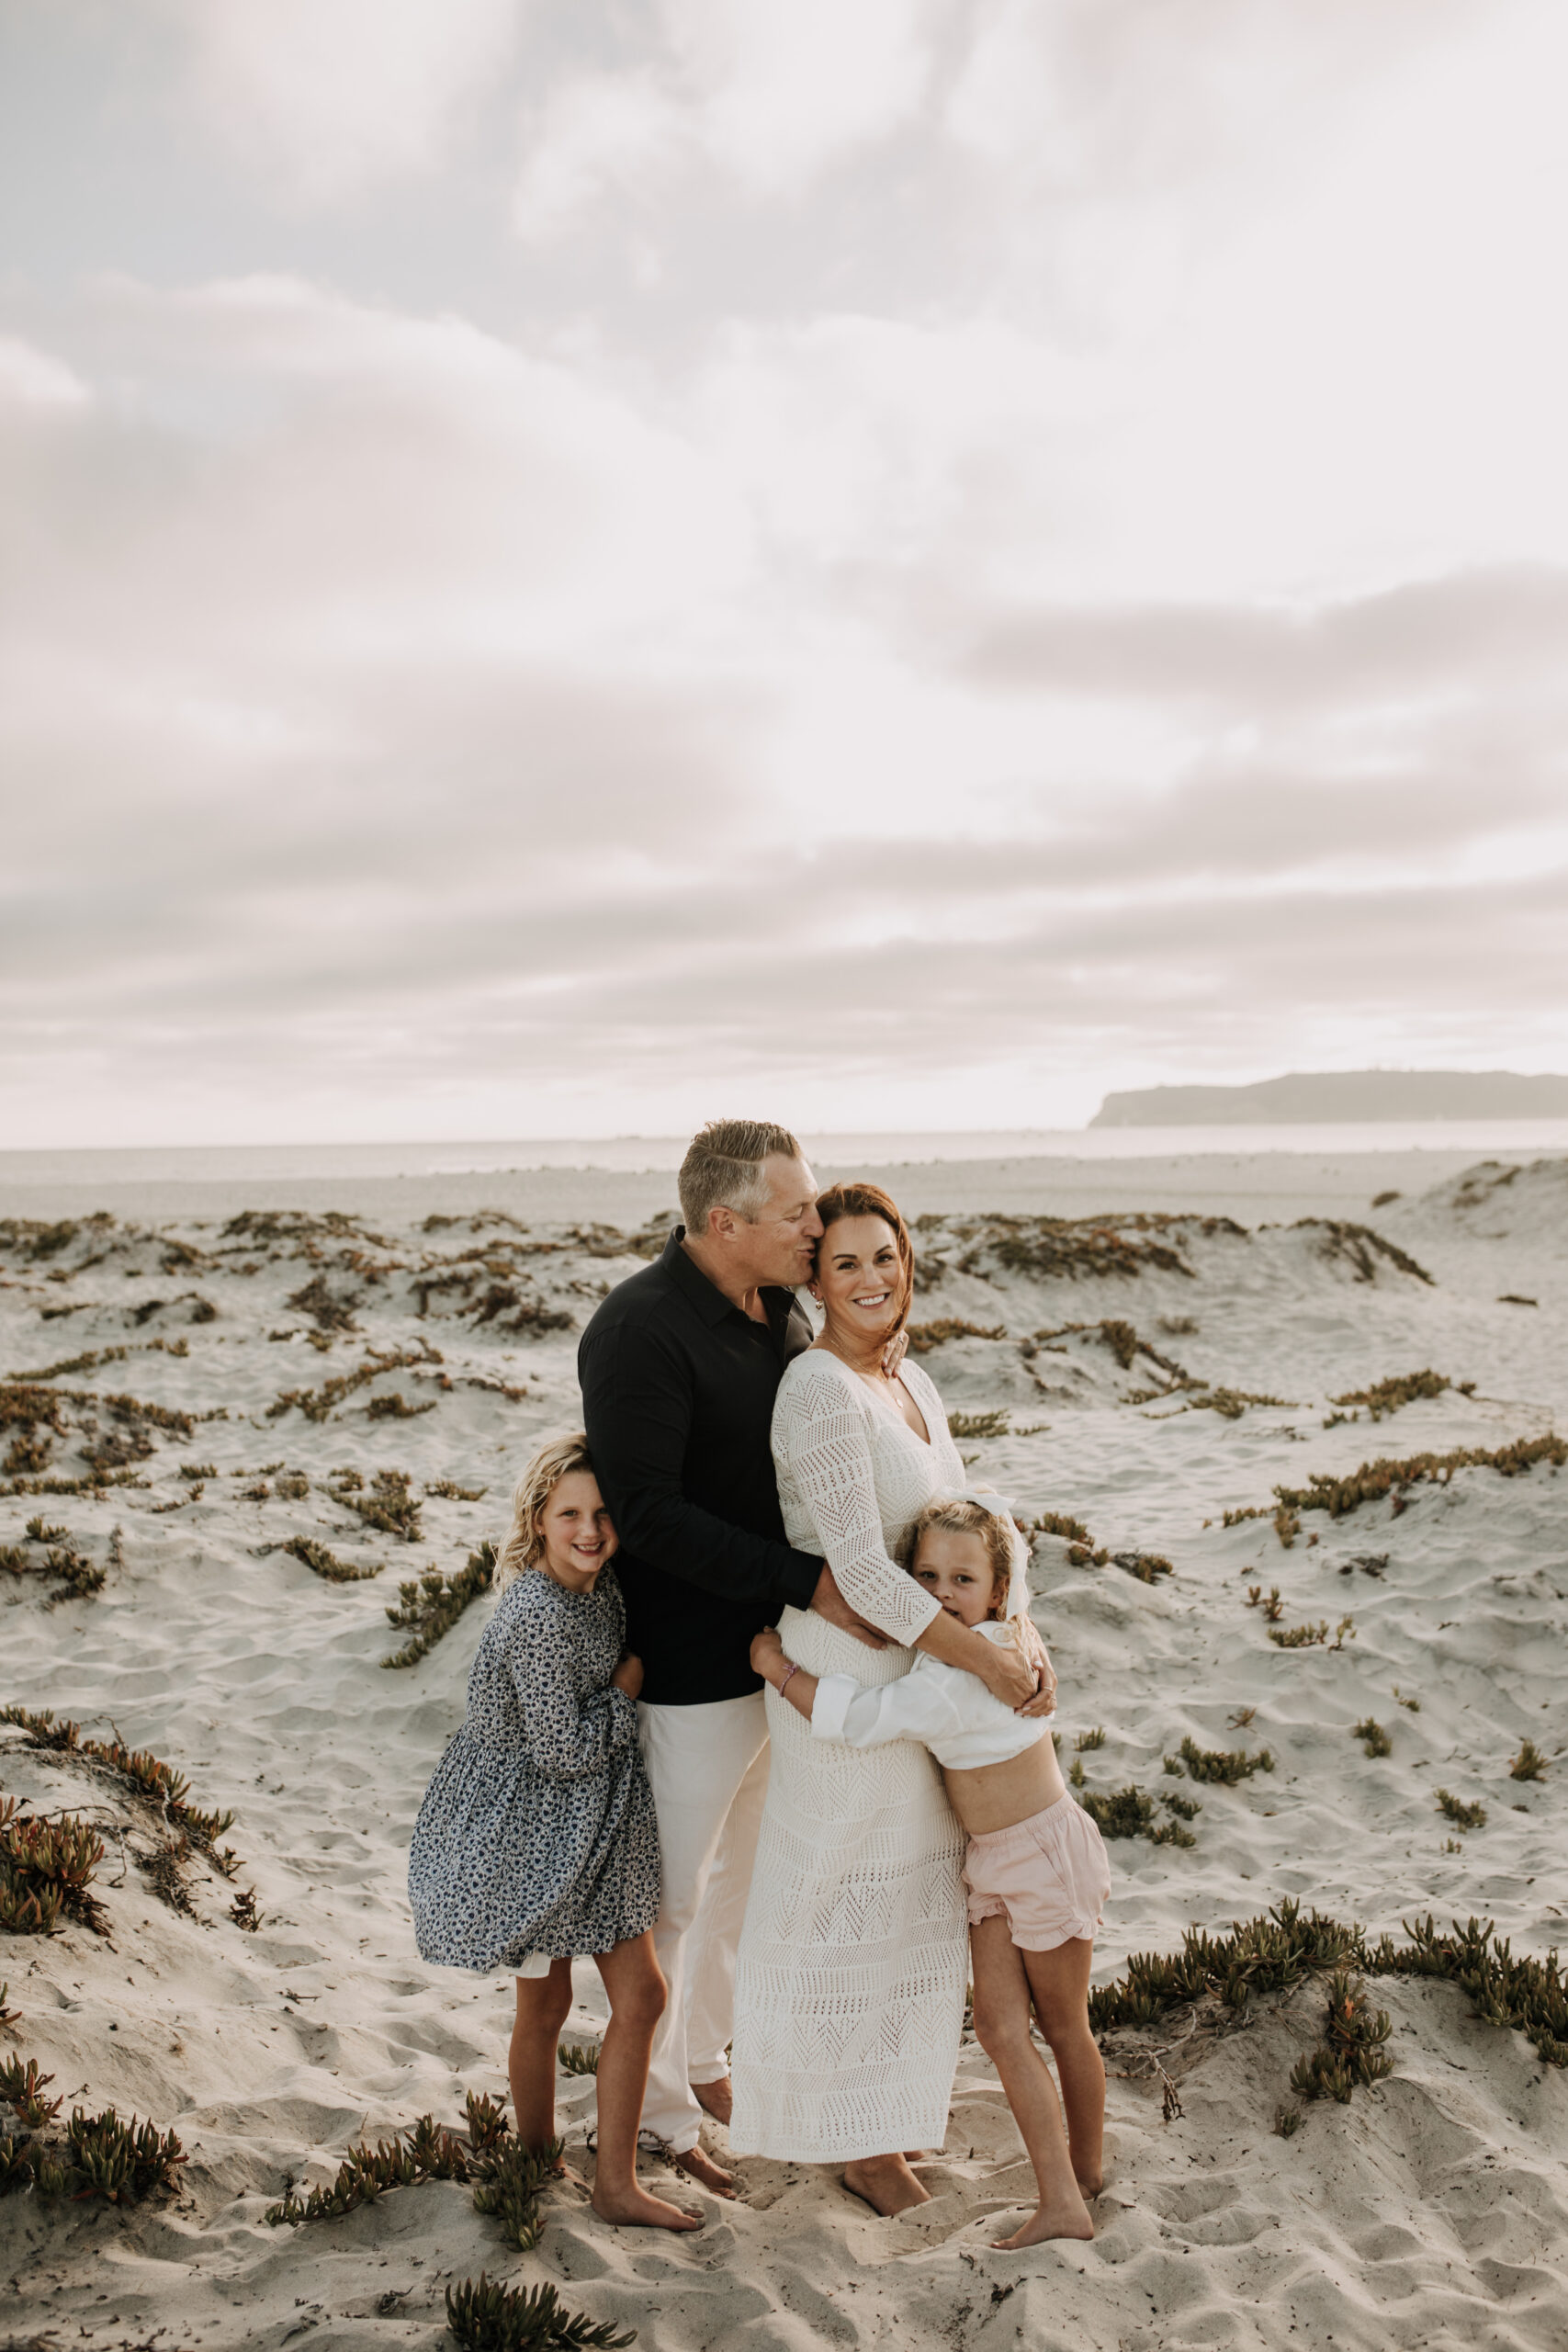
661, 1225, 801, 1332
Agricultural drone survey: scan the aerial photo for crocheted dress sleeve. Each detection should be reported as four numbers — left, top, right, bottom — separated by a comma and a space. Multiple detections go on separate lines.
509, 1584, 637, 1782
773, 1356, 942, 1645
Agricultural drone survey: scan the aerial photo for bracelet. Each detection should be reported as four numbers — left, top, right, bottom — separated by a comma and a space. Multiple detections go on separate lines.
777, 1662, 799, 1696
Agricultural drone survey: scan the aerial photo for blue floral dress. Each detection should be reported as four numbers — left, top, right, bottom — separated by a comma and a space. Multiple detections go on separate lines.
408, 1567, 660, 1973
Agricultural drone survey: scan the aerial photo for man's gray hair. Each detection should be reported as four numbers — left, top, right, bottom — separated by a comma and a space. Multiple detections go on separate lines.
679, 1117, 804, 1238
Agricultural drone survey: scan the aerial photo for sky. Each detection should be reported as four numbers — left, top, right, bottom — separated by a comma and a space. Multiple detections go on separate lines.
3, 0, 1566, 1146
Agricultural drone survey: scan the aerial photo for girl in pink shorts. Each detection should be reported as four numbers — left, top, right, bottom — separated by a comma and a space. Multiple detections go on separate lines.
753, 1494, 1109, 2250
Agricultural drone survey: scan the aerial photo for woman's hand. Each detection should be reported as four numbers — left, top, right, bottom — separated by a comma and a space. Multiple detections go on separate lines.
880, 1328, 909, 1381
1014, 1617, 1058, 1718
611, 1651, 644, 1700
750, 1627, 786, 1682
972, 1623, 1037, 1712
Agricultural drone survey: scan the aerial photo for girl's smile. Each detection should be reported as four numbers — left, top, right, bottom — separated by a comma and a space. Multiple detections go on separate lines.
539, 1470, 618, 1592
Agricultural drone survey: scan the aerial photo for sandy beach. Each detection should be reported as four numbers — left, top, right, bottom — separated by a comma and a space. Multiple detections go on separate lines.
2, 1148, 1564, 2351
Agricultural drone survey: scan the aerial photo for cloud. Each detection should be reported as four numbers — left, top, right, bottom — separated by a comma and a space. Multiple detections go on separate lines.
164, 0, 524, 200
512, 0, 939, 238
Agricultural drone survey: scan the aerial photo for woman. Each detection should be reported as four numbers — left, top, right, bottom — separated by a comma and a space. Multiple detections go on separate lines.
728, 1182, 1053, 2215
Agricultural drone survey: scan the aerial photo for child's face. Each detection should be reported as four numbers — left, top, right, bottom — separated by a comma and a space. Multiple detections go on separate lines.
910, 1527, 1002, 1626
538, 1470, 618, 1591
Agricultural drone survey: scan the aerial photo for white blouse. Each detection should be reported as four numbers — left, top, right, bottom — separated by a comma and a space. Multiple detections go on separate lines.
770, 1349, 949, 1645
810, 1620, 1048, 1770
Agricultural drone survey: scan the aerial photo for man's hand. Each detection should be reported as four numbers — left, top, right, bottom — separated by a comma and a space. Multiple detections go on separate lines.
1014, 1616, 1058, 1717
611, 1651, 644, 1700
807, 1562, 889, 1649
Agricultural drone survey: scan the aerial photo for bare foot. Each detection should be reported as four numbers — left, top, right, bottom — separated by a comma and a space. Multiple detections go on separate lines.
903, 2149, 932, 2163
592, 2183, 704, 2232
842, 2156, 931, 2217
692, 2076, 733, 2126
671, 2143, 737, 2199
990, 2193, 1095, 2250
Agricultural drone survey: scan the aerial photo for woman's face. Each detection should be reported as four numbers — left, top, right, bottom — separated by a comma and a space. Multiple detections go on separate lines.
812, 1214, 905, 1351
538, 1469, 618, 1590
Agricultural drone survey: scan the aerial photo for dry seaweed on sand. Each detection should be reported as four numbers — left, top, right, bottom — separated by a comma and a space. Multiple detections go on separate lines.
367, 1391, 436, 1419
266, 1344, 443, 1425
382, 1541, 498, 1668
1289, 1219, 1435, 1287
426, 1478, 489, 1500
1267, 1617, 1357, 1650
331, 1466, 423, 1541
1351, 1718, 1393, 1758
1090, 1897, 1562, 2068
905, 1317, 1009, 1352
1509, 1738, 1548, 1782
1, 1521, 105, 1602
281, 1536, 383, 1584
0, 1706, 240, 1870
1286, 1973, 1394, 2109
1075, 1784, 1196, 1849
1229, 1431, 1567, 1540
0, 1796, 109, 1936
0, 2091, 186, 2205
266, 2087, 582, 2276
947, 1409, 1010, 1442
446, 2272, 636, 2351
1171, 1735, 1274, 1784
1113, 1551, 1174, 1584
931, 1209, 1218, 1286
1325, 1369, 1471, 1427
1183, 1386, 1299, 1420
557, 2041, 600, 2075
1031, 1510, 1111, 1568
284, 1273, 361, 1333
1435, 1790, 1487, 1830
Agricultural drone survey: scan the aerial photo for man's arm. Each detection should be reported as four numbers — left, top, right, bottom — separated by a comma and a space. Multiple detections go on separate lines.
581, 1319, 820, 1614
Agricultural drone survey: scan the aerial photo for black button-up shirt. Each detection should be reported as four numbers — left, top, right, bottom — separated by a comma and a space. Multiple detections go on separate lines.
577, 1227, 823, 1704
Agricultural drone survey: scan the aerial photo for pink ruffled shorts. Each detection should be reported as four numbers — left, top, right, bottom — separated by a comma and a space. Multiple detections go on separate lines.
963, 1793, 1111, 1953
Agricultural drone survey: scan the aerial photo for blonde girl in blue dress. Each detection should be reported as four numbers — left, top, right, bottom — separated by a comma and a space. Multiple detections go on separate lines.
409, 1433, 700, 2233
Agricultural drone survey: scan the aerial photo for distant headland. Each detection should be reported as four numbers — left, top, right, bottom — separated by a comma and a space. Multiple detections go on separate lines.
1090, 1070, 1568, 1126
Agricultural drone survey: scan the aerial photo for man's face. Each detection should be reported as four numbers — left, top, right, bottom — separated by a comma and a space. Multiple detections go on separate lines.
736, 1155, 823, 1288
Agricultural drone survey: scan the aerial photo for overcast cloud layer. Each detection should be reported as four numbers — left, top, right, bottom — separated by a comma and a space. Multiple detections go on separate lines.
3, 0, 1566, 1144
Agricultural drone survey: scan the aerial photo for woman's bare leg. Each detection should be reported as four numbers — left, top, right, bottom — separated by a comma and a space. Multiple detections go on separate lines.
510, 1962, 574, 2157
969, 1916, 1093, 2250
592, 1933, 703, 2231
842, 2153, 931, 2216
1023, 1938, 1105, 2198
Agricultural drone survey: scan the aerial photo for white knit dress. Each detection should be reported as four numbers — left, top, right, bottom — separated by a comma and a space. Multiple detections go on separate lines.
728, 1350, 969, 2163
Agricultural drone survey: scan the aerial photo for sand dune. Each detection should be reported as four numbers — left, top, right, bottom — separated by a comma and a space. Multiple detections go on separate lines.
2, 1159, 1565, 2350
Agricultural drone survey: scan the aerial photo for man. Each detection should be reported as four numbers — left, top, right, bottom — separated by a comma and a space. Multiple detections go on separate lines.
579, 1119, 862, 2192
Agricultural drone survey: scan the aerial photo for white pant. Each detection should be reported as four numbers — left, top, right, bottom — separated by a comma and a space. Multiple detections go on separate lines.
637, 1691, 769, 2154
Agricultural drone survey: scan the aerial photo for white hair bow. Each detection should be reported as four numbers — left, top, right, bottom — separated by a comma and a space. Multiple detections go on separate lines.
935, 1487, 1031, 1619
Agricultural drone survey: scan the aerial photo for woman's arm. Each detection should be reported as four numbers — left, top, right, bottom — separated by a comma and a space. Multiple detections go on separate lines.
508, 1595, 639, 1781
914, 1608, 1040, 1711
779, 1361, 944, 1645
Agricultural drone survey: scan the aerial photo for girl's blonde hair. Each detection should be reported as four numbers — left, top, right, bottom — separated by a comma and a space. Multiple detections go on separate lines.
898, 1497, 1014, 1617
497, 1431, 600, 1586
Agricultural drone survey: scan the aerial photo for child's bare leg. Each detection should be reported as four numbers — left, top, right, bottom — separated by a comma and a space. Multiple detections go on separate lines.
511, 1962, 574, 2158
969, 1916, 1093, 2251
592, 1932, 703, 2232
1022, 1937, 1104, 2198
